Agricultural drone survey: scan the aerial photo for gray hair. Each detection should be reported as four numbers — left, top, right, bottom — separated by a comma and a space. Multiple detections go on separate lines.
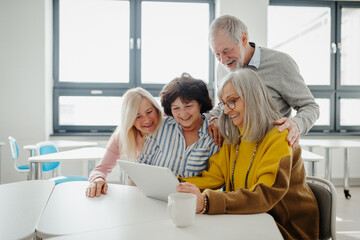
217, 69, 281, 144
209, 15, 248, 46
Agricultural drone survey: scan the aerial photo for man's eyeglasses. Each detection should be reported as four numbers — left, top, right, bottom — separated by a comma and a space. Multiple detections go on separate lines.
218, 97, 241, 110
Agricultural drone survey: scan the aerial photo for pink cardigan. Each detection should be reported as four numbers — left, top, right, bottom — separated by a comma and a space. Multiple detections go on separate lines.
88, 130, 143, 182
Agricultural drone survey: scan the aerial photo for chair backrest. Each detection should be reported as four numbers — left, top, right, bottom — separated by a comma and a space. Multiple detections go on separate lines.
8, 136, 30, 174
307, 176, 337, 240
8, 136, 19, 161
36, 141, 60, 172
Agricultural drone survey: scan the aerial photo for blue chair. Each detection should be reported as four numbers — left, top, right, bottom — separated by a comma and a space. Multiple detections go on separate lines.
8, 136, 31, 179
36, 141, 88, 185
36, 141, 61, 176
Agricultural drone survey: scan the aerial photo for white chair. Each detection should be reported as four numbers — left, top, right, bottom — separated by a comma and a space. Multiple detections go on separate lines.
307, 176, 337, 240
8, 136, 31, 179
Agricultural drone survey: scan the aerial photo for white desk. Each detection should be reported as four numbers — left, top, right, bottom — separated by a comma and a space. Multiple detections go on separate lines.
0, 180, 54, 240
47, 215, 282, 240
0, 141, 4, 184
37, 182, 283, 240
300, 138, 360, 199
29, 147, 106, 180
24, 140, 98, 157
302, 149, 324, 176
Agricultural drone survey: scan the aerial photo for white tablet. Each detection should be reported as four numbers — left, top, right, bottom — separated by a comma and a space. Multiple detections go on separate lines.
118, 160, 180, 202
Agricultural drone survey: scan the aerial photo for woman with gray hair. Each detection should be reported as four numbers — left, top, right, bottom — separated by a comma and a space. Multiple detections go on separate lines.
177, 69, 319, 240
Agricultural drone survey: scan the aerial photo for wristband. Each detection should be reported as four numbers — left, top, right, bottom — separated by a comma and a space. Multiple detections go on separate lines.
200, 193, 209, 214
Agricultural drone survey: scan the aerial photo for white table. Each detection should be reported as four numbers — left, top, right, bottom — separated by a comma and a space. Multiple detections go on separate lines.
28, 147, 106, 180
300, 138, 360, 199
0, 180, 54, 240
0, 141, 4, 184
24, 140, 98, 157
46, 215, 282, 240
302, 149, 324, 176
37, 182, 283, 240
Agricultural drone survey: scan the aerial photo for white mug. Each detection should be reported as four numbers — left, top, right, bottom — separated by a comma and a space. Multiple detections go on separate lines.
167, 193, 196, 227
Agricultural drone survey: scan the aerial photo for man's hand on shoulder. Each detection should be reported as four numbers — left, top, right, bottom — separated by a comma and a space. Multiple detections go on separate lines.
207, 117, 223, 146
274, 117, 300, 147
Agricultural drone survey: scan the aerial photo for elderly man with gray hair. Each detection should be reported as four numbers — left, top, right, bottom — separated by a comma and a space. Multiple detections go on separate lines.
207, 15, 319, 147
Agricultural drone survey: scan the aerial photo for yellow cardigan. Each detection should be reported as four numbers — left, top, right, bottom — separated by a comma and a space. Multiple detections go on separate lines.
184, 127, 319, 240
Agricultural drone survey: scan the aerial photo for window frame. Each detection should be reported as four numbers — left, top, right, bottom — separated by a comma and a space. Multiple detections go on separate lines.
270, 0, 360, 135
53, 0, 215, 134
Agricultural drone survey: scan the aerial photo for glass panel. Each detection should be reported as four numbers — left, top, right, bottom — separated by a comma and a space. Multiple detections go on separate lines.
59, 0, 129, 83
141, 2, 209, 84
314, 98, 330, 126
268, 6, 331, 85
59, 96, 123, 126
59, 96, 162, 126
340, 8, 360, 86
340, 98, 360, 126
290, 98, 330, 126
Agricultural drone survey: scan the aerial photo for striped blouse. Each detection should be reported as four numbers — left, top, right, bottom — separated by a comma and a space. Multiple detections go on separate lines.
137, 115, 220, 178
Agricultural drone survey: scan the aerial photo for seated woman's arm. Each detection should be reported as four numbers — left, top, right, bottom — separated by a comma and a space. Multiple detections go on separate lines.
206, 136, 294, 215
86, 135, 119, 198
88, 135, 120, 182
183, 145, 229, 190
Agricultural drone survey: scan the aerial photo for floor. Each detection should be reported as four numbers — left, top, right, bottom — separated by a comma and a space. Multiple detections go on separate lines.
336, 187, 360, 240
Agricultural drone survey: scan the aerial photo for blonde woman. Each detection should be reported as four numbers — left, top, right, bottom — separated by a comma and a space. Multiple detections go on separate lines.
86, 87, 162, 198
177, 69, 319, 240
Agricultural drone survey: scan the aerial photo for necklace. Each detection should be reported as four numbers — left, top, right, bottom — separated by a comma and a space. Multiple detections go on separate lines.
230, 139, 258, 191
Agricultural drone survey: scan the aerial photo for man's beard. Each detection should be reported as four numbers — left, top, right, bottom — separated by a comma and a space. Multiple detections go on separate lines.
223, 44, 245, 72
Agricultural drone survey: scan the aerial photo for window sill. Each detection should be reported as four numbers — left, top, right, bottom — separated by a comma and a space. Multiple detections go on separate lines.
51, 132, 112, 137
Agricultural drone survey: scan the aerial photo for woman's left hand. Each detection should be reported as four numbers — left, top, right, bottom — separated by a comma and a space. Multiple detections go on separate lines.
176, 182, 205, 213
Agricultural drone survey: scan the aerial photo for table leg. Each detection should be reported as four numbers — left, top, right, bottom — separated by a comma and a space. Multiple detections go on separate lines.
344, 148, 351, 199
307, 162, 315, 176
39, 163, 43, 179
305, 147, 317, 177
324, 148, 332, 181
311, 162, 315, 176
119, 167, 127, 184
29, 161, 33, 180
88, 160, 95, 176
34, 162, 39, 180
34, 163, 43, 180
28, 150, 36, 180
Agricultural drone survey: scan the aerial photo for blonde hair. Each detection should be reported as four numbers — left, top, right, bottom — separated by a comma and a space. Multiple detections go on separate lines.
111, 87, 162, 161
217, 69, 281, 144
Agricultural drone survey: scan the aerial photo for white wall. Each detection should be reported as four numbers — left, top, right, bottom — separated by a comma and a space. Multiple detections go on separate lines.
0, 0, 50, 183
215, 0, 268, 47
0, 0, 359, 185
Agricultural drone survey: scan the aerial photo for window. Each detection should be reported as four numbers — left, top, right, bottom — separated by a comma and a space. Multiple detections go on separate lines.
53, 0, 215, 134
269, 0, 360, 134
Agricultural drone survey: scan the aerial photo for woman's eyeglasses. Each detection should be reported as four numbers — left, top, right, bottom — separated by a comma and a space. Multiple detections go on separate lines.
218, 97, 241, 110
